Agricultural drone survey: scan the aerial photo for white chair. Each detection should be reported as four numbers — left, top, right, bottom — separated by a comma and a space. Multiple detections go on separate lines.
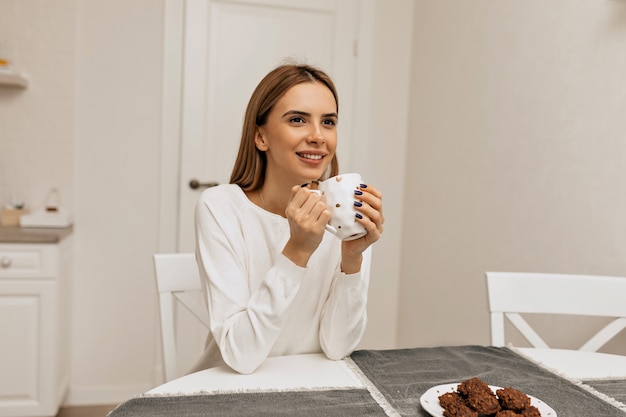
486, 271, 626, 378
154, 253, 210, 382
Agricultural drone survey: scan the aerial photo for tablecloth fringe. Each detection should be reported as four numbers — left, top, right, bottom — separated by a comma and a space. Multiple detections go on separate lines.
343, 357, 402, 417
508, 345, 626, 413
139, 385, 364, 398
574, 382, 626, 412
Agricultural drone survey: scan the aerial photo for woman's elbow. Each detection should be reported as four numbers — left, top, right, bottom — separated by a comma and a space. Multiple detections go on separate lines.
321, 340, 356, 361
224, 355, 263, 375
324, 349, 352, 361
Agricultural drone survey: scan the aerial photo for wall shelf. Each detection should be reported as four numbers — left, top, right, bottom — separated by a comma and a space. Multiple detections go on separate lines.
0, 70, 28, 88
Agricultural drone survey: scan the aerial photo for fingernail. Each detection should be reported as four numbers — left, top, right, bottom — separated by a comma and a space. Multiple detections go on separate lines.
355, 213, 363, 219
360, 184, 368, 189
301, 183, 310, 187
354, 201, 363, 207
354, 190, 363, 196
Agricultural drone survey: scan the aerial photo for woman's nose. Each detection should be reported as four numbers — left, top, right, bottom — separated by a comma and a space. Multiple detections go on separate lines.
307, 126, 326, 144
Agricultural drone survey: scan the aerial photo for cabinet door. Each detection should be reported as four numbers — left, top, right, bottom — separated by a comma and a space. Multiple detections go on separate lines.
0, 281, 55, 417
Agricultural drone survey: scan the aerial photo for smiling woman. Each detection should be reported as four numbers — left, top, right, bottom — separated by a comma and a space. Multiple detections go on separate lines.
191, 64, 385, 374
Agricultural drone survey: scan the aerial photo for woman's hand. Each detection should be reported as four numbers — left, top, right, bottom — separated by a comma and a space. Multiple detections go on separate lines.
341, 183, 384, 274
282, 185, 331, 267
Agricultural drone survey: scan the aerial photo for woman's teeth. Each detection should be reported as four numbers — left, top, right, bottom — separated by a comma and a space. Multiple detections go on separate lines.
298, 153, 323, 160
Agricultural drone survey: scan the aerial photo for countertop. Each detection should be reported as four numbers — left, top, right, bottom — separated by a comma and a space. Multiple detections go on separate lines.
0, 225, 73, 244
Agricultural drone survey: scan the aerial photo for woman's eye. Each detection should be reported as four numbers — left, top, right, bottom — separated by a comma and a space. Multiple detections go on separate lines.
323, 119, 337, 126
289, 117, 305, 123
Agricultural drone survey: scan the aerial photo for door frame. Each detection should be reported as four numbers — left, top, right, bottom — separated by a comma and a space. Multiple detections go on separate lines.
157, 0, 376, 253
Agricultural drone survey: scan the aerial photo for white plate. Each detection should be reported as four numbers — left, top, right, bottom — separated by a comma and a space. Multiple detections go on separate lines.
420, 383, 557, 417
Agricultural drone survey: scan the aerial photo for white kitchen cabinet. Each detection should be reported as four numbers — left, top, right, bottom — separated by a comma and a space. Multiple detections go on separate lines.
0, 231, 72, 417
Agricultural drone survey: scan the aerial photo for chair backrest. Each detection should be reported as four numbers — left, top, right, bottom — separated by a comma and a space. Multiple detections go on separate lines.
153, 253, 210, 381
486, 271, 626, 351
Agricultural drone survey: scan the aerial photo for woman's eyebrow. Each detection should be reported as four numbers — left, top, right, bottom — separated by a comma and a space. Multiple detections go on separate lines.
282, 110, 338, 118
282, 110, 310, 118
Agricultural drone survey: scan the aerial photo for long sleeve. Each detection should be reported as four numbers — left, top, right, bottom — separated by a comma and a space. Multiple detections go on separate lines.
319, 249, 371, 360
195, 189, 305, 374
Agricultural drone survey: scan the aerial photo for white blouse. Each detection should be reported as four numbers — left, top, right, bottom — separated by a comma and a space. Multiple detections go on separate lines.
193, 184, 371, 374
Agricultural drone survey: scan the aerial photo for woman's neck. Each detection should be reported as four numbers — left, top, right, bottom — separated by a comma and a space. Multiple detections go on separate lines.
246, 181, 291, 217
259, 183, 292, 216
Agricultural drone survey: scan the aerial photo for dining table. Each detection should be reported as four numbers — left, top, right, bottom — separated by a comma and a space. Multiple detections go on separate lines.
107, 345, 626, 416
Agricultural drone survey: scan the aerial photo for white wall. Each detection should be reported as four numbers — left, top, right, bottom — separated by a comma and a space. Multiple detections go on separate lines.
398, 0, 626, 354
0, 0, 167, 403
0, 0, 76, 212
355, 0, 413, 351
71, 0, 164, 403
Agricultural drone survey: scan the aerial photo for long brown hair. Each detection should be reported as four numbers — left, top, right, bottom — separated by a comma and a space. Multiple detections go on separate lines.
230, 64, 340, 191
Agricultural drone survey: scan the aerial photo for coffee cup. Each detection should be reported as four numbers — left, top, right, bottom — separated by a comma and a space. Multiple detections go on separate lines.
311, 173, 368, 241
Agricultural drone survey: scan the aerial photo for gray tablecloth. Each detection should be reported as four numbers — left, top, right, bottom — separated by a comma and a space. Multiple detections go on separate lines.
350, 345, 626, 416
108, 389, 387, 417
583, 378, 626, 405
108, 346, 626, 416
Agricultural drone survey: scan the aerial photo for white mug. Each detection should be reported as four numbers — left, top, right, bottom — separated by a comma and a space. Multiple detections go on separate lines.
312, 173, 367, 241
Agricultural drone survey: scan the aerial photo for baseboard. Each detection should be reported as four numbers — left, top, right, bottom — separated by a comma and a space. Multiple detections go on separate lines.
63, 383, 152, 406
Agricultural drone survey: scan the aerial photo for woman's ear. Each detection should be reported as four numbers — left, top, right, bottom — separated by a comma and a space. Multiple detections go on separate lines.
255, 128, 269, 151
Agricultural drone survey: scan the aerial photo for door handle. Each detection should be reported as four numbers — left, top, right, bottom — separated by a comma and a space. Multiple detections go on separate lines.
189, 179, 219, 190
1, 257, 12, 268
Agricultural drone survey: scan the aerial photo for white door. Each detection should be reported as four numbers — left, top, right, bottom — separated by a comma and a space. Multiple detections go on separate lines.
176, 0, 360, 252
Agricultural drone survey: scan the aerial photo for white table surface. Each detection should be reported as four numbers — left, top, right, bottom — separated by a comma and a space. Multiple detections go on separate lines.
515, 348, 626, 380
147, 353, 364, 396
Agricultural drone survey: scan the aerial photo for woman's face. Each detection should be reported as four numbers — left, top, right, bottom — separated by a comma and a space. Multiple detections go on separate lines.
256, 81, 337, 186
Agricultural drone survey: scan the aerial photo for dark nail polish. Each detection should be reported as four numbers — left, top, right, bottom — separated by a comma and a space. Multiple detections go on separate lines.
354, 190, 363, 196
301, 183, 310, 188
355, 213, 363, 219
360, 183, 368, 189
354, 201, 363, 207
